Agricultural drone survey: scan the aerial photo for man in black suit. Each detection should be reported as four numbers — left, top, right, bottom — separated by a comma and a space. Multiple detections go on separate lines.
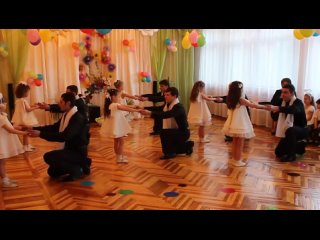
139, 79, 169, 135
270, 78, 292, 135
39, 85, 89, 123
27, 92, 91, 181
141, 87, 194, 159
268, 84, 308, 162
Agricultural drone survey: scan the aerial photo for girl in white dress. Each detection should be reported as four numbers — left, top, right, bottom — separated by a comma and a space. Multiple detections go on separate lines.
188, 81, 217, 143
114, 80, 142, 121
100, 88, 142, 163
11, 82, 39, 152
304, 93, 315, 142
0, 93, 27, 188
222, 81, 268, 166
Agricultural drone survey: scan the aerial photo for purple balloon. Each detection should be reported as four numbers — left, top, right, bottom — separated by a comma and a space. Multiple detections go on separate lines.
108, 63, 116, 72
30, 38, 41, 46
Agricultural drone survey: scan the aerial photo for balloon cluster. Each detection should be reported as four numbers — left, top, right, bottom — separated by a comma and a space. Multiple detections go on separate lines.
26, 71, 44, 87
165, 38, 177, 52
293, 29, 320, 40
182, 30, 206, 49
122, 39, 136, 52
139, 71, 152, 83
0, 42, 8, 58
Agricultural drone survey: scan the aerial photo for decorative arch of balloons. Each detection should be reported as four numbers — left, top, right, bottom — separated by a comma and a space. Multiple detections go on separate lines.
293, 29, 320, 40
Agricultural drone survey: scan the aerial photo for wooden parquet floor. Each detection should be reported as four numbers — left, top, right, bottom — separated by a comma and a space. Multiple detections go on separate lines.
1, 116, 320, 210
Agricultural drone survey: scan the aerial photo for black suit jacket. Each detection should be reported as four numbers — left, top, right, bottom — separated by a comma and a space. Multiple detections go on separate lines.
33, 112, 89, 151
49, 97, 89, 123
279, 98, 307, 128
151, 103, 189, 131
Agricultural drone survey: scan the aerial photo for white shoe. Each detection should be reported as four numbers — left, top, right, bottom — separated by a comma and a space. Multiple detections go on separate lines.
7, 178, 17, 184
2, 181, 18, 188
230, 159, 247, 167
121, 155, 128, 163
24, 145, 34, 152
28, 144, 36, 150
199, 137, 210, 143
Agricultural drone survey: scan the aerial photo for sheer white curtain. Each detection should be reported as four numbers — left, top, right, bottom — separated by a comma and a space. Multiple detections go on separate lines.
198, 29, 301, 127
303, 37, 320, 101
24, 30, 80, 125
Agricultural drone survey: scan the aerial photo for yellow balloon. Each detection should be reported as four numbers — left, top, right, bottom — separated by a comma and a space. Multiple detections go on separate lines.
182, 31, 191, 49
39, 29, 52, 43
300, 29, 314, 38
182, 38, 191, 49
293, 29, 304, 40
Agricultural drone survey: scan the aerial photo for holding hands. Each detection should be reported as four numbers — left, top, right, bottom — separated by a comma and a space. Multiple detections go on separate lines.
37, 102, 50, 110
140, 109, 152, 116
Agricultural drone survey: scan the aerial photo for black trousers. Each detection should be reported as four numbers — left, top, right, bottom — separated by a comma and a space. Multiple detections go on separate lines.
44, 148, 88, 179
160, 129, 190, 155
275, 126, 309, 157
145, 106, 163, 132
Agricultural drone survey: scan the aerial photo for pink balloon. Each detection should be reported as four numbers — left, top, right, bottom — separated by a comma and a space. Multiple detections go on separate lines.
27, 77, 34, 85
189, 30, 198, 44
27, 29, 40, 43
74, 49, 80, 57
30, 38, 41, 46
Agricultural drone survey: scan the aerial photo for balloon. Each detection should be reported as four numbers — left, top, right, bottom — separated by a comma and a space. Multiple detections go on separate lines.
30, 38, 41, 46
27, 29, 39, 43
79, 73, 86, 81
34, 79, 42, 87
129, 39, 135, 48
182, 38, 191, 49
192, 42, 199, 47
83, 56, 92, 65
108, 64, 116, 72
80, 29, 94, 35
37, 74, 43, 80
122, 39, 129, 46
74, 49, 80, 57
171, 46, 177, 52
72, 42, 79, 50
313, 32, 320, 37
300, 29, 314, 38
189, 30, 199, 44
165, 38, 171, 46
197, 33, 206, 47
39, 29, 52, 43
293, 29, 304, 40
96, 29, 112, 35
26, 77, 34, 85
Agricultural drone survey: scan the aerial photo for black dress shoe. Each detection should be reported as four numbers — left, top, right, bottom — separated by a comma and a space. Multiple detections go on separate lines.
160, 154, 176, 160
87, 158, 92, 166
83, 166, 91, 175
186, 141, 194, 155
280, 154, 296, 162
224, 135, 233, 142
61, 175, 76, 182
